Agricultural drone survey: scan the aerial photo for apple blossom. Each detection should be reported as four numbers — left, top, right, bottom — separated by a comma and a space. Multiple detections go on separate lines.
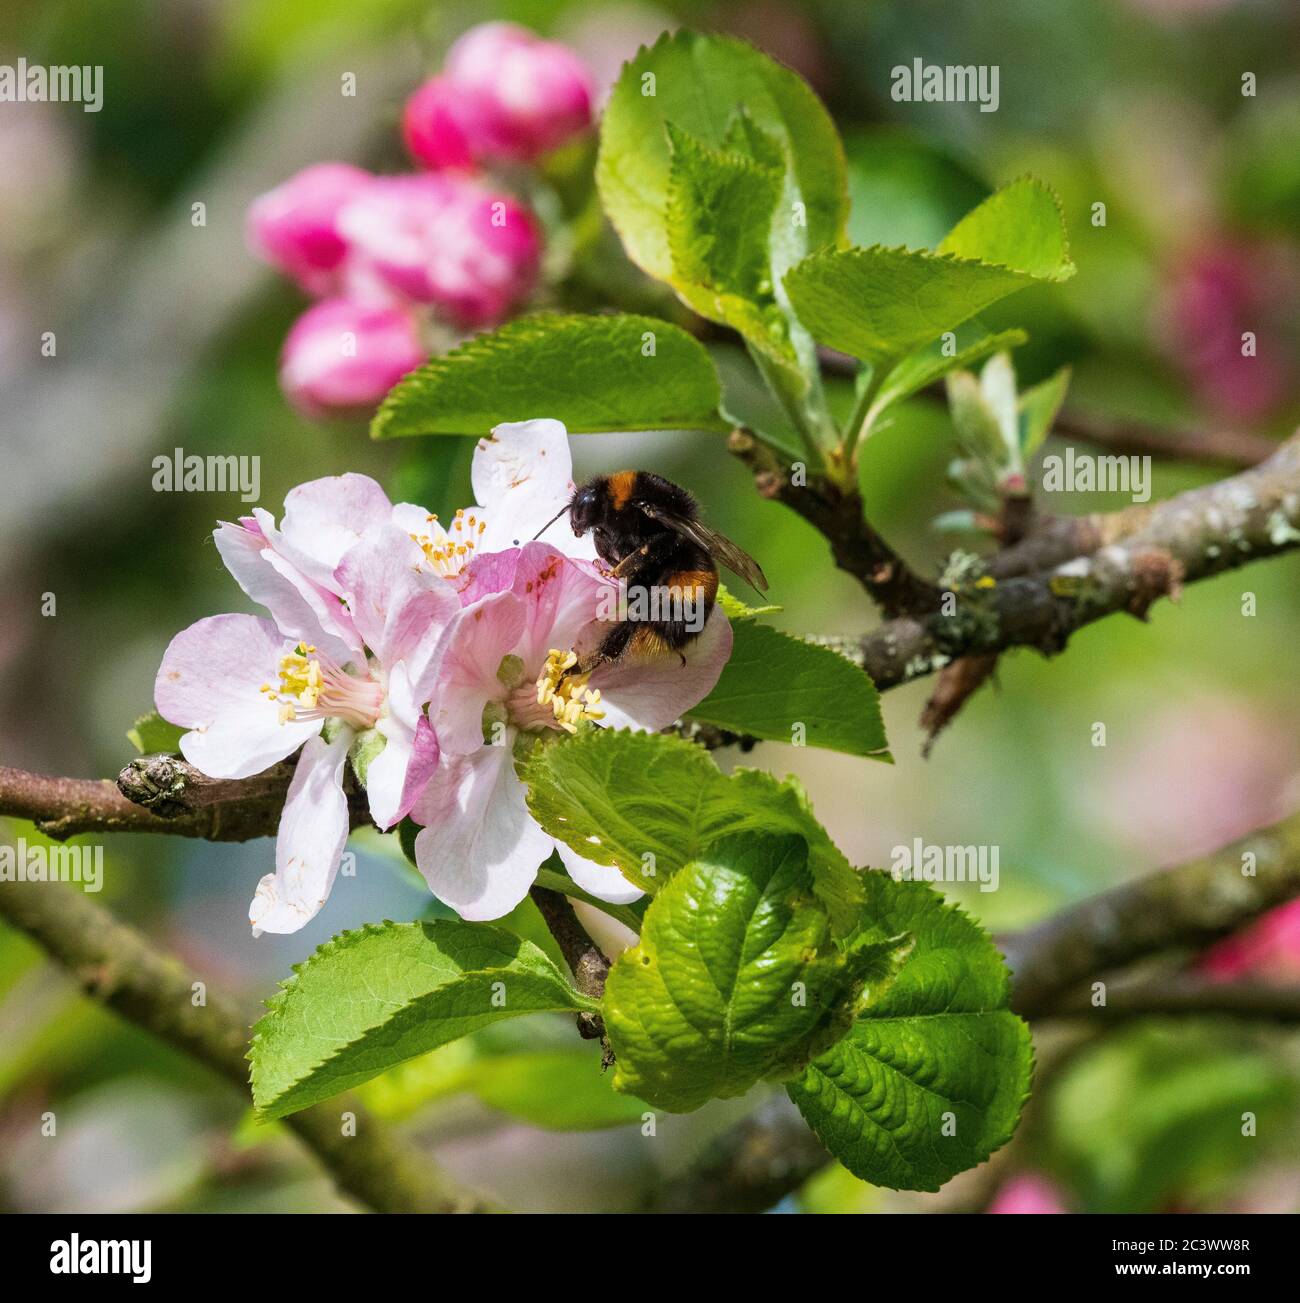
337, 173, 540, 328
410, 538, 732, 921
156, 482, 460, 935
278, 297, 426, 417
399, 421, 730, 920
246, 162, 373, 295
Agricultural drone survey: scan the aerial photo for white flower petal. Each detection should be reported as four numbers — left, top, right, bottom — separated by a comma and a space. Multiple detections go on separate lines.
249, 731, 352, 936
554, 842, 644, 905
365, 663, 440, 830
276, 473, 394, 589
333, 523, 459, 670
472, 419, 594, 558
411, 742, 551, 920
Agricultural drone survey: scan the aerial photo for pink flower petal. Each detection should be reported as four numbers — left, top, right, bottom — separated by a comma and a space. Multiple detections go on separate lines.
249, 731, 352, 935
509, 542, 614, 673
333, 523, 459, 671
591, 605, 733, 731
365, 663, 440, 830
274, 472, 395, 590
214, 519, 358, 662
246, 162, 373, 295
155, 614, 320, 779
430, 591, 525, 756
411, 742, 552, 920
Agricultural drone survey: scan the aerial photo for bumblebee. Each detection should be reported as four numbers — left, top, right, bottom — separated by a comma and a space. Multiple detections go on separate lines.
536, 470, 768, 669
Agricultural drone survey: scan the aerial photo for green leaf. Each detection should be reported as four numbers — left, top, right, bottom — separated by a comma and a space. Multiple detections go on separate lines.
1018, 364, 1072, 460
126, 711, 185, 755
249, 920, 593, 1119
873, 325, 1029, 420
371, 313, 726, 439
603, 833, 906, 1112
664, 123, 793, 370
523, 729, 864, 935
687, 618, 890, 760
468, 1048, 650, 1131
785, 177, 1073, 364
787, 874, 1033, 1191
947, 367, 1009, 466
717, 584, 782, 620
597, 29, 847, 296
936, 176, 1073, 280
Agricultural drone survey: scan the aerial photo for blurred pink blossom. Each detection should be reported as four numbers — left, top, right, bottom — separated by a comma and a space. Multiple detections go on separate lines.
338, 174, 540, 328
987, 1173, 1068, 1214
402, 75, 478, 172
1198, 899, 1300, 983
1154, 238, 1296, 422
1081, 694, 1300, 866
404, 22, 594, 169
278, 297, 425, 417
246, 162, 373, 295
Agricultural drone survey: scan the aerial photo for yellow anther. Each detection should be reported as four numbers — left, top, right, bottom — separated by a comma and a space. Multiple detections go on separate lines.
533, 648, 605, 734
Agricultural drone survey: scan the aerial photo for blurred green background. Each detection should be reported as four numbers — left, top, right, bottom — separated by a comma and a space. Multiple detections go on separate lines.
2, 0, 1299, 1213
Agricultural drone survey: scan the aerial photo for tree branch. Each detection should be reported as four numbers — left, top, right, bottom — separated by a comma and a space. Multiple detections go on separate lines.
0, 874, 490, 1213
1048, 976, 1300, 1023
1003, 807, 1300, 1017
530, 885, 612, 1054
728, 428, 942, 617
0, 757, 369, 843
843, 430, 1300, 691
1051, 408, 1278, 471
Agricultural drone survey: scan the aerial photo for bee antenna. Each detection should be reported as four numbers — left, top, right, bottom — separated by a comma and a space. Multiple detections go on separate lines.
531, 504, 570, 542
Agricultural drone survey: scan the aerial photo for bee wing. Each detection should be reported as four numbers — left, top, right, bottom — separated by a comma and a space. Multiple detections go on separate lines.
636, 502, 769, 592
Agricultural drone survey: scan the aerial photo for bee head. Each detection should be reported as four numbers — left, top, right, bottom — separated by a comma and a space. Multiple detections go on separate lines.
566, 481, 602, 535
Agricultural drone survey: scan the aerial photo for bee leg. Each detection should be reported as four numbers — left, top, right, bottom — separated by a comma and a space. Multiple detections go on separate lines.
611, 545, 651, 579
568, 648, 612, 678
568, 619, 635, 679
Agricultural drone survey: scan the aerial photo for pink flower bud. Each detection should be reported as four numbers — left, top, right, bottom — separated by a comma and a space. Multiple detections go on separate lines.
441, 22, 594, 162
402, 76, 479, 171
279, 298, 425, 417
338, 174, 540, 328
247, 163, 373, 295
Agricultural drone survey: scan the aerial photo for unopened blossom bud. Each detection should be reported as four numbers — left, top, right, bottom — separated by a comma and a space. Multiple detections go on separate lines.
402, 75, 478, 171
441, 22, 594, 163
338, 174, 540, 329
279, 297, 425, 417
246, 162, 373, 294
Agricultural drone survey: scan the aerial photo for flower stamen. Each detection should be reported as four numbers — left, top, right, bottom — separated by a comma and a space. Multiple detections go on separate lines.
407, 508, 487, 578
261, 643, 383, 729
533, 648, 605, 734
